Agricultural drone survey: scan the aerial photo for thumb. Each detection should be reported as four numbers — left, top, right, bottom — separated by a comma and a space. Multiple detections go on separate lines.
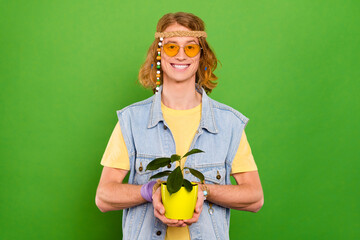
160, 208, 165, 215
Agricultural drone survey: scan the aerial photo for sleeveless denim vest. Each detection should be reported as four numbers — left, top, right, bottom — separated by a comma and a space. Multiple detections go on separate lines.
117, 86, 249, 240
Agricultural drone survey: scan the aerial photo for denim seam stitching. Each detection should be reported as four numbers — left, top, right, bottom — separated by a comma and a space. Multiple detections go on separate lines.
117, 111, 136, 157
134, 204, 148, 239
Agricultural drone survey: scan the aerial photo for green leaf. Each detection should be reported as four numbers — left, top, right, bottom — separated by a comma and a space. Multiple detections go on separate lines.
149, 171, 171, 179
183, 149, 204, 158
170, 154, 181, 162
183, 179, 193, 192
187, 167, 205, 183
166, 166, 183, 194
145, 158, 171, 171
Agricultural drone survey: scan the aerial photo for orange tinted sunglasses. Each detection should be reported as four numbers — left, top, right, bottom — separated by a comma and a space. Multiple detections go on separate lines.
163, 43, 201, 58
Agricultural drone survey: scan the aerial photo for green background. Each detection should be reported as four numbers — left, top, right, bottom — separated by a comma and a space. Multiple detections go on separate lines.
1, 0, 359, 239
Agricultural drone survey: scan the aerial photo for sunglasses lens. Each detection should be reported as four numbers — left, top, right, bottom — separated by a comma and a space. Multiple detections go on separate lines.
184, 44, 200, 57
163, 43, 179, 57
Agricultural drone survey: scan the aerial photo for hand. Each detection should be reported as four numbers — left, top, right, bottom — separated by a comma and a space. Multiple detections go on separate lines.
183, 185, 205, 226
152, 187, 186, 227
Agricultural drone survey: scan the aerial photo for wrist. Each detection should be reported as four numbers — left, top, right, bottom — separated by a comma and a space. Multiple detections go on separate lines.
140, 180, 157, 202
199, 183, 210, 200
152, 179, 163, 195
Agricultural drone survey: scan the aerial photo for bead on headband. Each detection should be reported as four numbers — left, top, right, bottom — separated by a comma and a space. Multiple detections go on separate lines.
153, 31, 207, 94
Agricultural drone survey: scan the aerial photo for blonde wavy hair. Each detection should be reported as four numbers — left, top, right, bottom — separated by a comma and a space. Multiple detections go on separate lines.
138, 12, 219, 94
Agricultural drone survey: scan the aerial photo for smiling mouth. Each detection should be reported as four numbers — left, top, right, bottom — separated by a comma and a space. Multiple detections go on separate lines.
170, 63, 190, 70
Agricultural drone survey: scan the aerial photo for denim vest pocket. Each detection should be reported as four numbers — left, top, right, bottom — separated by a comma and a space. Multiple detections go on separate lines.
202, 167, 226, 185
203, 166, 226, 184
191, 150, 227, 185
134, 154, 174, 185
185, 163, 226, 185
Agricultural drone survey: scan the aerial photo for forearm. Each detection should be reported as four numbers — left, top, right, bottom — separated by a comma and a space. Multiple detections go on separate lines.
96, 182, 146, 212
206, 183, 264, 212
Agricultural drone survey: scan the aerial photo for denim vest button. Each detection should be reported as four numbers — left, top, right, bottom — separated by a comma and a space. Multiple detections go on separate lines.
163, 125, 167, 130
156, 231, 162, 236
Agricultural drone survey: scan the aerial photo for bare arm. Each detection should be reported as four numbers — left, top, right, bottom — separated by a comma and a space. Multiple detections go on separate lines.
206, 170, 264, 212
95, 166, 147, 212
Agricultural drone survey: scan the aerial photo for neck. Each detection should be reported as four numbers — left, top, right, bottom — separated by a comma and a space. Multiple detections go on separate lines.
161, 80, 201, 110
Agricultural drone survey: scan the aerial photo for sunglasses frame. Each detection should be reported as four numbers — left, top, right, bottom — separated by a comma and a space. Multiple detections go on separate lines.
162, 42, 203, 58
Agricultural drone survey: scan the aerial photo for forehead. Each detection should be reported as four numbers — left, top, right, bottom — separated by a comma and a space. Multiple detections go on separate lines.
163, 23, 199, 44
163, 36, 198, 44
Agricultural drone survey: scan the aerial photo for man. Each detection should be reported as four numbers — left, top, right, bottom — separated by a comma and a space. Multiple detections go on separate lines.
96, 12, 263, 240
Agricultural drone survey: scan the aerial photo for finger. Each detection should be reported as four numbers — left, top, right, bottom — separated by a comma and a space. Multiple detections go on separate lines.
163, 217, 184, 227
184, 212, 199, 225
194, 196, 204, 213
195, 203, 203, 213
153, 202, 165, 215
164, 217, 184, 227
195, 201, 203, 213
163, 218, 184, 227
179, 222, 187, 227
152, 192, 165, 214
184, 203, 203, 225
154, 208, 185, 227
154, 209, 177, 225
168, 220, 186, 227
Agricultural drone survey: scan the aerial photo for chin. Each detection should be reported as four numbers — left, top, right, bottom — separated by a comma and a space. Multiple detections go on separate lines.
163, 68, 198, 84
168, 74, 195, 83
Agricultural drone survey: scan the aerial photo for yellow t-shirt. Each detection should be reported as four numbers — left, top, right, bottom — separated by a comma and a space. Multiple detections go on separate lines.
101, 103, 257, 240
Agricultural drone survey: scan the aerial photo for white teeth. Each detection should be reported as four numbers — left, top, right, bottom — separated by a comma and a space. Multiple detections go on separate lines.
172, 64, 189, 69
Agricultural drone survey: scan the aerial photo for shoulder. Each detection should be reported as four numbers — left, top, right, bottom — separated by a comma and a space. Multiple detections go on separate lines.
116, 95, 154, 117
208, 97, 249, 126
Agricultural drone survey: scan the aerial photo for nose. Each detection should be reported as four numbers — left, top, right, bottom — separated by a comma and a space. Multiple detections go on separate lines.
175, 46, 187, 60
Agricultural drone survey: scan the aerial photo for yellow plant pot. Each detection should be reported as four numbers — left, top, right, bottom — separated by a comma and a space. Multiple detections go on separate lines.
161, 182, 198, 220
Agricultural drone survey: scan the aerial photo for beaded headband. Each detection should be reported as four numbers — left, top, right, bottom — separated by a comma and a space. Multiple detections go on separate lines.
155, 31, 207, 38
154, 31, 207, 93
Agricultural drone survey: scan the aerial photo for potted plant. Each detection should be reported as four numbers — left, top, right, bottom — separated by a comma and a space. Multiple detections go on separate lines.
146, 149, 205, 220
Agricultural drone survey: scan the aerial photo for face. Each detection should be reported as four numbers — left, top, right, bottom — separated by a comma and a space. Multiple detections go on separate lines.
161, 24, 201, 85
